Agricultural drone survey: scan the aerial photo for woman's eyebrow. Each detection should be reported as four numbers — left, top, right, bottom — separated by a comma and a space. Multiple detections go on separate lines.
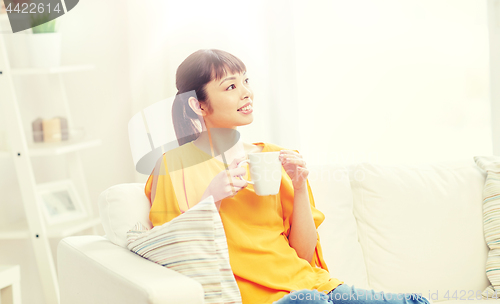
219, 71, 247, 86
219, 77, 236, 86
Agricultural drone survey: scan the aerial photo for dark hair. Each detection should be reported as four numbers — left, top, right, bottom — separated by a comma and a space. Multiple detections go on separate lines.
172, 49, 247, 146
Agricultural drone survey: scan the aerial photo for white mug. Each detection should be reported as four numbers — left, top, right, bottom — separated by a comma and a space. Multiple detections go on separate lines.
237, 152, 282, 196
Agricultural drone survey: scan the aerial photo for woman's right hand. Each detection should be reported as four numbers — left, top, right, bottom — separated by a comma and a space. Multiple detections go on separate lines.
201, 156, 249, 206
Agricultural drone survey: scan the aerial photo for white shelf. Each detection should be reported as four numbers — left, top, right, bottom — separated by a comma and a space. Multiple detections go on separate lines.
28, 138, 102, 156
10, 64, 96, 75
0, 138, 102, 158
0, 216, 101, 240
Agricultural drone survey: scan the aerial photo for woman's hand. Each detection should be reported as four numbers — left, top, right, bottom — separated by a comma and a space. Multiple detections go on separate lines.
201, 156, 249, 206
280, 150, 309, 190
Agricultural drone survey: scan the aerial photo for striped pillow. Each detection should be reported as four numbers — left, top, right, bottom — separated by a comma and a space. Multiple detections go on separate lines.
474, 156, 500, 299
126, 195, 242, 304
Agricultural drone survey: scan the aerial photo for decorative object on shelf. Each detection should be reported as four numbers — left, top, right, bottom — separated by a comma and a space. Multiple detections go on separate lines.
42, 117, 61, 143
37, 180, 87, 226
32, 117, 43, 142
57, 116, 68, 140
27, 11, 60, 68
32, 116, 71, 143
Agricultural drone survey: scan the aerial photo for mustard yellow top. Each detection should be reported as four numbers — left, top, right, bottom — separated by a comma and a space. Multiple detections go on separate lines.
145, 141, 343, 304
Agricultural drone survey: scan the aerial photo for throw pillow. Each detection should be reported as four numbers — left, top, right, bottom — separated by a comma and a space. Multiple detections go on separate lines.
126, 195, 242, 304
474, 156, 500, 299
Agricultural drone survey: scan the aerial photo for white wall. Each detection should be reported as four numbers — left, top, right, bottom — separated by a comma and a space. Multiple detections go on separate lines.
0, 1, 135, 303
292, 0, 492, 166
488, 0, 500, 155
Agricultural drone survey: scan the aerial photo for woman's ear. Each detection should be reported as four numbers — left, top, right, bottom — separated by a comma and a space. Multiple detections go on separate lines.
188, 97, 206, 116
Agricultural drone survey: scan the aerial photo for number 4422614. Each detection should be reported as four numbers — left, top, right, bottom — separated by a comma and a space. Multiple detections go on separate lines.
6, 2, 61, 14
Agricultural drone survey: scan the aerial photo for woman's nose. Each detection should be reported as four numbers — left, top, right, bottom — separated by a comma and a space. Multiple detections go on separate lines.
241, 86, 252, 99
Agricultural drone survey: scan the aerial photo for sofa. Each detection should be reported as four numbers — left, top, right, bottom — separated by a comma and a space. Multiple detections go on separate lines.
57, 159, 497, 304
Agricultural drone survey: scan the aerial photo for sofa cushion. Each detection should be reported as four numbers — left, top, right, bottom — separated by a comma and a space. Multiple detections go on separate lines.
348, 159, 488, 301
126, 195, 242, 304
98, 183, 152, 248
474, 156, 500, 299
308, 164, 369, 289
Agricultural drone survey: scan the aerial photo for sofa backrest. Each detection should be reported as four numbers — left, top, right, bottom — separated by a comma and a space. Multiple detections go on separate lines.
308, 164, 370, 289
347, 159, 488, 300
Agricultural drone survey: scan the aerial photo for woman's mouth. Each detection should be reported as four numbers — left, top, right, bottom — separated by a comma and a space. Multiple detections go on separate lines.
237, 103, 253, 114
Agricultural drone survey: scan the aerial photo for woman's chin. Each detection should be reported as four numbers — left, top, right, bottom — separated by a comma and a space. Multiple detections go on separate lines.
239, 116, 254, 126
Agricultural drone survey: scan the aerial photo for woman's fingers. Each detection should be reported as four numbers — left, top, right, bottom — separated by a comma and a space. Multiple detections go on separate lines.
279, 150, 303, 158
226, 178, 248, 197
224, 167, 248, 197
231, 178, 248, 189
229, 166, 247, 178
280, 151, 306, 165
228, 156, 247, 170
283, 158, 307, 167
281, 154, 307, 168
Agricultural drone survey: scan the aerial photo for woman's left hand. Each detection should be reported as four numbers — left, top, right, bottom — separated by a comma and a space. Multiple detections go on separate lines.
279, 150, 309, 190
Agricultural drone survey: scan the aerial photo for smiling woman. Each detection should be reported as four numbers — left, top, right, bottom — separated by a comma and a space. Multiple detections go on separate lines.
144, 49, 430, 304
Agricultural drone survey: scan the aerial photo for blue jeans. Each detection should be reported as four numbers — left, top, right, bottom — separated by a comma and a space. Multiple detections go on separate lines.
273, 284, 431, 304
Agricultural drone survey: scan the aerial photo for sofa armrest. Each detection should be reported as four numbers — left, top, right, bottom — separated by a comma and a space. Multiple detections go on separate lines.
57, 235, 205, 304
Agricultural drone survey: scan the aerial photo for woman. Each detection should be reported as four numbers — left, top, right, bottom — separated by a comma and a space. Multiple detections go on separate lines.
145, 49, 430, 304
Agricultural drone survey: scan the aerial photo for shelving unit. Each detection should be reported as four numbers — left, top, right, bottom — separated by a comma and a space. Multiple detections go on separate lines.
0, 18, 101, 304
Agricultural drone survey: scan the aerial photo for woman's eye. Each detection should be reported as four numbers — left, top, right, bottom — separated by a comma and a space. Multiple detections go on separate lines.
226, 78, 249, 91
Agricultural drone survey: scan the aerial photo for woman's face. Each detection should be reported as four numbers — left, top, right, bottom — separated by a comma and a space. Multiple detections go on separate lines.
201, 70, 254, 129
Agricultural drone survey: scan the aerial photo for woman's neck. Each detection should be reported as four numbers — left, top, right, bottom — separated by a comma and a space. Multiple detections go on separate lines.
194, 128, 242, 158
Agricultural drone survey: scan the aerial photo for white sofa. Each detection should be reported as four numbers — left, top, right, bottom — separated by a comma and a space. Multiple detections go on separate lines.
58, 159, 496, 304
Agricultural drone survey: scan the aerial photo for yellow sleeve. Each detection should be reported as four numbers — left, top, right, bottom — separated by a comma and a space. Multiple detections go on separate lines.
145, 154, 180, 227
280, 149, 329, 271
